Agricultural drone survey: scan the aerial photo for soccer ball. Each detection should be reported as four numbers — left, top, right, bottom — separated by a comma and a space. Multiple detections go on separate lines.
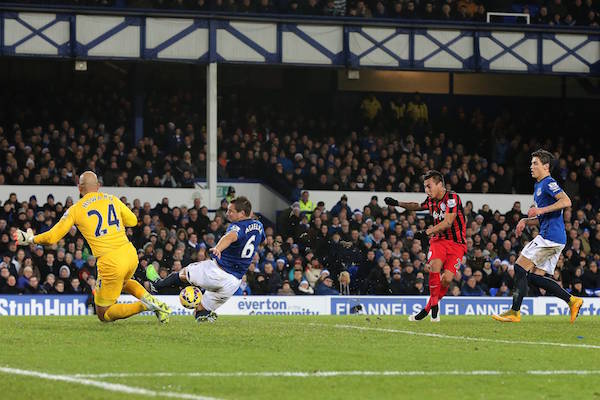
179, 286, 202, 309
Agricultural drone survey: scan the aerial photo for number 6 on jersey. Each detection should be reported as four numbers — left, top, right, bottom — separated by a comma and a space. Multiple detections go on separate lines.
241, 236, 256, 258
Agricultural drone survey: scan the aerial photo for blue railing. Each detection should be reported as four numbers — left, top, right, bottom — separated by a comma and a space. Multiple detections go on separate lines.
1, 3, 599, 75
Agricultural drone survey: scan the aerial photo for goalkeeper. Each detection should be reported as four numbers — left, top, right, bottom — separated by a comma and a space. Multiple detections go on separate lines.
13, 171, 171, 323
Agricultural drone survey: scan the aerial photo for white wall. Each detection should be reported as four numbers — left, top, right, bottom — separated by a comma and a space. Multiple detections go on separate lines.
308, 191, 534, 214
224, 182, 290, 221
0, 183, 289, 222
0, 185, 532, 219
0, 185, 200, 208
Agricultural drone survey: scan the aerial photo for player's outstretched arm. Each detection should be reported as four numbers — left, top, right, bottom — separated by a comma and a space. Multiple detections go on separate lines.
13, 228, 34, 245
27, 210, 76, 246
384, 197, 427, 211
209, 231, 238, 259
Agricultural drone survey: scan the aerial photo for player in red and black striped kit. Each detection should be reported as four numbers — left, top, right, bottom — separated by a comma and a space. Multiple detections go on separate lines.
385, 170, 466, 322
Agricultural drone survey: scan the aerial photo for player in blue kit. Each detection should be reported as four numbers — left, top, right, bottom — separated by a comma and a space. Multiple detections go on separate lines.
148, 196, 265, 322
493, 150, 583, 323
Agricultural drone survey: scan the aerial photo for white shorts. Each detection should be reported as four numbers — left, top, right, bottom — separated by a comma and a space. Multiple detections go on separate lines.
185, 260, 241, 312
521, 235, 565, 275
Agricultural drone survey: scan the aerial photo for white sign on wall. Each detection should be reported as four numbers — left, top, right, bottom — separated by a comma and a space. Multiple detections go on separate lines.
1, 184, 534, 223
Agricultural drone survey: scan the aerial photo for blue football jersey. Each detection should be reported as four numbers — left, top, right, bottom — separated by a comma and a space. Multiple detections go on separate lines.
216, 219, 265, 279
533, 176, 566, 244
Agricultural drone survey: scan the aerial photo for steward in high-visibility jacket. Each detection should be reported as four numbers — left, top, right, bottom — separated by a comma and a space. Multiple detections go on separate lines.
299, 191, 316, 221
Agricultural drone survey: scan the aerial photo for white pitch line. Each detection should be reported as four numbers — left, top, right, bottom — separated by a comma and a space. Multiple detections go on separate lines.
0, 366, 222, 400
309, 323, 600, 350
527, 370, 600, 375
74, 371, 503, 378
73, 370, 600, 379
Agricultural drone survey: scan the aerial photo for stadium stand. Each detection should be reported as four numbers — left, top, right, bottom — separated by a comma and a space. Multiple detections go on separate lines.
1, 89, 598, 200
0, 13, 598, 308
4, 0, 600, 26
1, 1, 599, 397
1, 190, 599, 299
1, 127, 599, 301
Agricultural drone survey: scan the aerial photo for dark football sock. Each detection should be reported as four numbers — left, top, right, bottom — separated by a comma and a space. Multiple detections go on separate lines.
431, 305, 439, 319
154, 271, 182, 289
528, 273, 571, 304
195, 309, 210, 319
512, 264, 528, 312
414, 308, 429, 320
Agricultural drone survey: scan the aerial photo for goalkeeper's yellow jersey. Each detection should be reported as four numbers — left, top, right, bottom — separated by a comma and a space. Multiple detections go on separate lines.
34, 192, 138, 258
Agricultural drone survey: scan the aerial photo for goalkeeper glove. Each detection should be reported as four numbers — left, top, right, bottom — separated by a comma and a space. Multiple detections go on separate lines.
384, 197, 399, 207
13, 228, 34, 245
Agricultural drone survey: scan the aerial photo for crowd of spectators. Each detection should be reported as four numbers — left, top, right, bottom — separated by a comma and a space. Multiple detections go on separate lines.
1, 84, 599, 302
1, 187, 599, 300
530, 0, 600, 26
2, 90, 599, 207
6, 0, 600, 27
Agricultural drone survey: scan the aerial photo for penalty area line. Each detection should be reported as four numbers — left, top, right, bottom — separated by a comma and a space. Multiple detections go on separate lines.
308, 323, 600, 350
73, 370, 600, 379
0, 366, 222, 400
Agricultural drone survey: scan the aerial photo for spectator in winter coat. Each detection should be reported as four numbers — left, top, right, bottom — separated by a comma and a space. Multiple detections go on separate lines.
315, 275, 340, 295
462, 276, 485, 296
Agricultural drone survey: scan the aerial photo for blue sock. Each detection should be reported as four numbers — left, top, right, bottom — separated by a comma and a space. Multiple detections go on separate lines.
528, 273, 571, 304
512, 264, 528, 312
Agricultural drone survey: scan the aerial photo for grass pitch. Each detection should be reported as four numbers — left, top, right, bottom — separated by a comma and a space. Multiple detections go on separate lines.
0, 315, 599, 400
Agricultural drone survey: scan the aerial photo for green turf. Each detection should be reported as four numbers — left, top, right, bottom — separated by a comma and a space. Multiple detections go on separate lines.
0, 315, 599, 400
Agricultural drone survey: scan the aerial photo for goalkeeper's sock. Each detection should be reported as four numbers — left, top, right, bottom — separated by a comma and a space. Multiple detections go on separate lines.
154, 271, 182, 289
511, 263, 528, 311
103, 302, 146, 322
425, 272, 441, 312
527, 272, 571, 304
123, 279, 147, 300
145, 264, 160, 282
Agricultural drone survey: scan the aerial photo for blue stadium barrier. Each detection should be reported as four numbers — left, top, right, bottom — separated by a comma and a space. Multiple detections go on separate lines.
3, 295, 599, 316
0, 295, 90, 316
1, 5, 599, 75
